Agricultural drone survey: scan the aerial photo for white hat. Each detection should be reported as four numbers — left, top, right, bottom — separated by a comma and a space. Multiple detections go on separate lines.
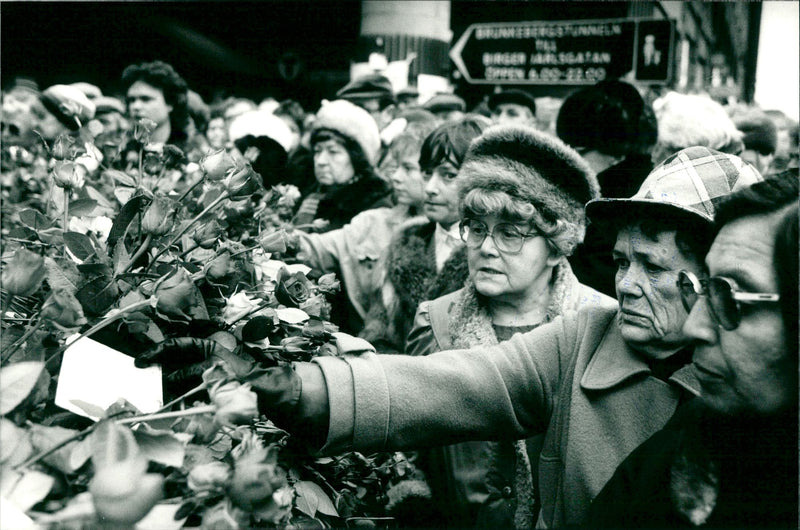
228, 110, 294, 154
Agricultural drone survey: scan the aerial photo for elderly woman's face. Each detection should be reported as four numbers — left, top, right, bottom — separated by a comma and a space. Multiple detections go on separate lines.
613, 225, 703, 358
467, 215, 558, 304
313, 139, 355, 185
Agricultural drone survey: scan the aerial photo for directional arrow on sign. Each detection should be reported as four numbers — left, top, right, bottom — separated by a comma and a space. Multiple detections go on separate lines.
449, 24, 477, 83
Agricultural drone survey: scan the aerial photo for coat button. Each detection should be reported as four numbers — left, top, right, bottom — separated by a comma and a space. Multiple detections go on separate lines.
502, 486, 513, 498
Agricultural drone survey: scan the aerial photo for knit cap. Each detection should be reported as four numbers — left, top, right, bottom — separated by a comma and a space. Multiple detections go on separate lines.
586, 146, 764, 226
459, 124, 599, 227
40, 84, 96, 131
312, 99, 381, 165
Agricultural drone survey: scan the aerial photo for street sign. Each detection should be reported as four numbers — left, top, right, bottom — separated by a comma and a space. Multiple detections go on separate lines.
450, 18, 675, 85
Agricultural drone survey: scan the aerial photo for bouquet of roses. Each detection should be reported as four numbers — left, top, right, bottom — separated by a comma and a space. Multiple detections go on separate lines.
0, 119, 429, 529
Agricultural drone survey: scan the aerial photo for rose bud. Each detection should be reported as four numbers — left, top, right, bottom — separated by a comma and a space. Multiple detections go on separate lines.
141, 195, 175, 237
221, 292, 261, 325
52, 161, 87, 190
316, 273, 341, 295
133, 118, 158, 144
309, 218, 330, 232
228, 457, 289, 514
90, 466, 164, 526
161, 144, 185, 169
187, 461, 231, 493
142, 149, 164, 176
51, 134, 75, 161
40, 287, 88, 330
204, 251, 233, 281
200, 148, 236, 182
275, 268, 311, 307
1, 248, 46, 296
153, 268, 198, 321
257, 229, 288, 254
224, 162, 263, 200
193, 220, 224, 249
209, 381, 259, 426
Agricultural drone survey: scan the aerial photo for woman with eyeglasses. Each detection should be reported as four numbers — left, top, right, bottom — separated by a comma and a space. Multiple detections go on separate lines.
139, 147, 764, 529
403, 125, 611, 528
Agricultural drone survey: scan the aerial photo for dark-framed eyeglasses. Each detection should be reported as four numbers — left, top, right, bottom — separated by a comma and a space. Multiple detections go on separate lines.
677, 270, 780, 330
459, 218, 540, 254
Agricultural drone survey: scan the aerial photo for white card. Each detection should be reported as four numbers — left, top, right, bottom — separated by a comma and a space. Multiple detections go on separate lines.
55, 337, 163, 421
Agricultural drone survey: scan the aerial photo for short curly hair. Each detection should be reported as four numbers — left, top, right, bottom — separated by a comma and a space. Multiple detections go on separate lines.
121, 60, 189, 139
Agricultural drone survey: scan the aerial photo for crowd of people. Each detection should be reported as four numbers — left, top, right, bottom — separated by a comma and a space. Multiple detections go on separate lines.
3, 58, 799, 529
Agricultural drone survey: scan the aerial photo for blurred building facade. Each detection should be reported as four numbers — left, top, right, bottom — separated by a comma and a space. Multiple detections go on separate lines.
1, 2, 762, 109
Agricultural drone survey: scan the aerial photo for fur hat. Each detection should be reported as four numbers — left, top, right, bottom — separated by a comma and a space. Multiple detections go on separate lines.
488, 89, 537, 114
586, 146, 764, 226
458, 124, 599, 227
228, 110, 294, 154
313, 99, 381, 165
40, 84, 96, 131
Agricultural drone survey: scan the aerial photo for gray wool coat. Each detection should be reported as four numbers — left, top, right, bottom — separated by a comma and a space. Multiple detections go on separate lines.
405, 259, 612, 528
295, 299, 701, 528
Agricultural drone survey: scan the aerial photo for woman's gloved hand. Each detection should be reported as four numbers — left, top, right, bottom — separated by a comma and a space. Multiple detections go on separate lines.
135, 337, 255, 386
135, 337, 311, 439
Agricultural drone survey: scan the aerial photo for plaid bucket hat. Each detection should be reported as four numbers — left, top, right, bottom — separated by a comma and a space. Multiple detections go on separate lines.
585, 146, 764, 226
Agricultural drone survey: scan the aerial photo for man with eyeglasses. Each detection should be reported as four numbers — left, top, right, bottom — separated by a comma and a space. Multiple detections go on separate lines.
584, 174, 798, 528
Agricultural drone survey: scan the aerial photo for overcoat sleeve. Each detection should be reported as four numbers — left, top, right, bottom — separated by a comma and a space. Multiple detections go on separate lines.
300, 311, 584, 455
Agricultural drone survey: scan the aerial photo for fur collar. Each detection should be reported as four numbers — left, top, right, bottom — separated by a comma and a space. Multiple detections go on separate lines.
447, 258, 581, 350
387, 220, 469, 309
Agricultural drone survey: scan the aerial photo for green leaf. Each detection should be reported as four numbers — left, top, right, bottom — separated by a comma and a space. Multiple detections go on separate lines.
294, 480, 338, 518
82, 185, 115, 215
37, 227, 65, 245
0, 418, 33, 466
18, 209, 52, 230
70, 399, 107, 419
29, 423, 82, 474
69, 436, 93, 471
0, 469, 55, 511
63, 231, 96, 261
0, 362, 45, 415
104, 168, 137, 188
75, 275, 119, 316
133, 425, 186, 468
107, 194, 150, 250
68, 198, 99, 217
44, 257, 79, 293
112, 240, 132, 276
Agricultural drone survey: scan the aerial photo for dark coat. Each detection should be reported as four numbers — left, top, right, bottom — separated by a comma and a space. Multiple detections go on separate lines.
584, 398, 799, 529
295, 174, 394, 233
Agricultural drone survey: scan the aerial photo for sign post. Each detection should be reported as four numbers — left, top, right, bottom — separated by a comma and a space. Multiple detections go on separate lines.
450, 18, 675, 85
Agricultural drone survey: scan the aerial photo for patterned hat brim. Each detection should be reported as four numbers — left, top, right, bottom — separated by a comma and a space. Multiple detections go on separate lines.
585, 197, 714, 227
